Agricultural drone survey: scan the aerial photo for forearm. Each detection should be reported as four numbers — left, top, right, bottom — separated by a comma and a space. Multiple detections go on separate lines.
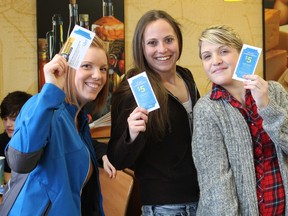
92, 139, 107, 163
107, 127, 145, 170
108, 93, 146, 169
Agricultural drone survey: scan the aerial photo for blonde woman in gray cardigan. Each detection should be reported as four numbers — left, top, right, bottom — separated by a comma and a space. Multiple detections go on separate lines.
192, 25, 288, 215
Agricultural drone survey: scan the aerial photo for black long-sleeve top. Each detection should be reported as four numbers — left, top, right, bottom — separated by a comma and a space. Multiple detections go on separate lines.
0, 132, 11, 172
107, 66, 200, 205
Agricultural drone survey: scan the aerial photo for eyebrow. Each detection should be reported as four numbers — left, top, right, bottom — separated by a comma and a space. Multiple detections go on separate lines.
145, 34, 176, 41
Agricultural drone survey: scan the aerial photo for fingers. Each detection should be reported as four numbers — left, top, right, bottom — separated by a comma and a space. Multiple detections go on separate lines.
127, 107, 149, 142
128, 107, 148, 130
243, 75, 267, 90
103, 163, 117, 179
102, 155, 117, 179
129, 107, 149, 122
110, 166, 117, 179
44, 54, 67, 76
104, 167, 112, 178
43, 54, 68, 88
243, 74, 269, 109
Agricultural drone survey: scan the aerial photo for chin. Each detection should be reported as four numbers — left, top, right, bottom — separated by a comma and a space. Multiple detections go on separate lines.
87, 95, 98, 103
212, 76, 232, 85
83, 91, 98, 100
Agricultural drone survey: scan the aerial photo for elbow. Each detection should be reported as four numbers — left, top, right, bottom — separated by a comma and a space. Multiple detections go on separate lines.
6, 146, 43, 173
107, 151, 130, 170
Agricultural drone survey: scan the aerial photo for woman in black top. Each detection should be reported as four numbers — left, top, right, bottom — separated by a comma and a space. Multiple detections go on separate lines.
108, 10, 200, 216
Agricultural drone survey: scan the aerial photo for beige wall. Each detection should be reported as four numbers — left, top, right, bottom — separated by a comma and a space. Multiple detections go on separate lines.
0, 0, 263, 132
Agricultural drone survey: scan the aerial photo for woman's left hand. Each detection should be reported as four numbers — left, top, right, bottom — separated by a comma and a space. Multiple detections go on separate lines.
102, 155, 117, 178
243, 74, 269, 110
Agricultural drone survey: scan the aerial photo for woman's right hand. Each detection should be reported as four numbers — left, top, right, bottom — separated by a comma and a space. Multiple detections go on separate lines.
127, 107, 148, 142
43, 54, 68, 90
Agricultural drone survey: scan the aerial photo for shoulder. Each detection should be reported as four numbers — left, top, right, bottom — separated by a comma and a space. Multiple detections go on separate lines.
112, 78, 133, 100
176, 65, 193, 79
268, 80, 286, 91
193, 93, 228, 119
194, 93, 212, 109
267, 81, 288, 99
265, 81, 288, 112
176, 65, 198, 91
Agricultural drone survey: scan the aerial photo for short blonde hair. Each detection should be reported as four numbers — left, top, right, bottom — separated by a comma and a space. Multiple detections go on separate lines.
198, 25, 243, 59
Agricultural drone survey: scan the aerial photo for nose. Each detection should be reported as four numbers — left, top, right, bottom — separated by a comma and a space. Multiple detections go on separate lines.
212, 54, 223, 66
4, 118, 15, 132
159, 42, 167, 53
91, 68, 101, 80
6, 118, 14, 126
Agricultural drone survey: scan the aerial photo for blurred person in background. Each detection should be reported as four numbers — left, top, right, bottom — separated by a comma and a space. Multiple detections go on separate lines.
0, 91, 32, 183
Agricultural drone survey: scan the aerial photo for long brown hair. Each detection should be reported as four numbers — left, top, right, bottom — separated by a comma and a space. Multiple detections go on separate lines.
115, 10, 183, 142
63, 36, 109, 114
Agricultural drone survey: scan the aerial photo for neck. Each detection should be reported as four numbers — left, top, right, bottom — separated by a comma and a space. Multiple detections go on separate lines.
159, 69, 177, 84
224, 81, 246, 105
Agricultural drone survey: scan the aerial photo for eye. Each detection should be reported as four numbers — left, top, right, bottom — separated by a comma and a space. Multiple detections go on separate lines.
146, 40, 158, 47
220, 48, 230, 55
100, 66, 108, 73
219, 46, 231, 56
165, 37, 174, 44
201, 54, 211, 61
81, 63, 92, 70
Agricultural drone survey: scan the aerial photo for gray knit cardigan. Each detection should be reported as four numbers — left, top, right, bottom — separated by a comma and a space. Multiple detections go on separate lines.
192, 81, 288, 216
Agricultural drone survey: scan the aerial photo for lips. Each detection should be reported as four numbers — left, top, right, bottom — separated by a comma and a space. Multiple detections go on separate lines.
85, 82, 101, 89
213, 67, 228, 73
156, 56, 171, 61
6, 129, 14, 135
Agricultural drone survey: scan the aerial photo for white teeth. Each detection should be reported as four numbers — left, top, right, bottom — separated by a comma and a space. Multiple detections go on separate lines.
157, 56, 170, 61
86, 83, 99, 88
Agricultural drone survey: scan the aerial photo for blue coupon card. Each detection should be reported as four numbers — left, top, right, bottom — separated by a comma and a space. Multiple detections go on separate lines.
128, 72, 160, 112
232, 44, 262, 81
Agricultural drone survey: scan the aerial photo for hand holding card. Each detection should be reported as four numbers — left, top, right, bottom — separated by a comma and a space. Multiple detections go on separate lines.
128, 72, 160, 112
61, 25, 95, 69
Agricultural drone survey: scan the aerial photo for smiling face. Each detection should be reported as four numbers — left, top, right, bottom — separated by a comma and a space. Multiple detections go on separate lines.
142, 19, 179, 75
200, 41, 240, 88
74, 46, 108, 106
